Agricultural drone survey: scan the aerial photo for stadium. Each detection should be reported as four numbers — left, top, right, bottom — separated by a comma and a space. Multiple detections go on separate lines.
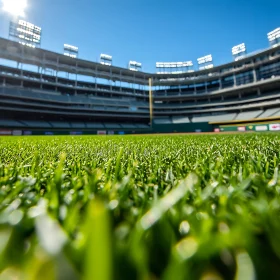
0, 20, 280, 135
1, 1, 280, 280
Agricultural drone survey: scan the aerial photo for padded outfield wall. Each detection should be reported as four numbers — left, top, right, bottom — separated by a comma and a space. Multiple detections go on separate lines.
0, 122, 213, 135
1, 121, 280, 136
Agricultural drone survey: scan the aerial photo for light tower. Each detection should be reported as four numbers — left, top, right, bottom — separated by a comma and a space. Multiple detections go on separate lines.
64, 44, 79, 58
267, 28, 280, 47
232, 43, 246, 61
2, 0, 42, 48
100, 54, 112, 66
9, 20, 42, 48
156, 61, 193, 74
128, 61, 142, 71
197, 55, 213, 70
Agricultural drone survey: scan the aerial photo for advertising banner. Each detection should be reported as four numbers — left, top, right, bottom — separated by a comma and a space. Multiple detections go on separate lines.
269, 124, 280, 131
255, 125, 268, 131
12, 130, 23, 136
23, 131, 32, 135
0, 130, 12, 135
237, 126, 246, 132
214, 128, 220, 132
97, 130, 107, 135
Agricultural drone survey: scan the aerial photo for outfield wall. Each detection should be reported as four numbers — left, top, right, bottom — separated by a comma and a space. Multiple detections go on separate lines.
0, 122, 212, 135
215, 123, 280, 132
1, 121, 280, 136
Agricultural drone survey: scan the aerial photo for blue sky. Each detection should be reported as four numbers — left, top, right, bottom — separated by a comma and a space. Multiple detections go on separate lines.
0, 0, 279, 73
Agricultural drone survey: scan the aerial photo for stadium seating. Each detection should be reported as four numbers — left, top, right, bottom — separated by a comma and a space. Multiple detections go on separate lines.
234, 110, 263, 120
172, 116, 191, 123
0, 119, 25, 127
258, 108, 280, 118
192, 113, 236, 123
0, 37, 280, 134
85, 123, 105, 129
20, 120, 52, 128
154, 118, 173, 124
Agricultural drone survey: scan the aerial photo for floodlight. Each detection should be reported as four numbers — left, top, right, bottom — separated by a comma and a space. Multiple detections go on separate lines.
100, 54, 112, 66
197, 55, 213, 70
232, 43, 246, 55
267, 28, 280, 42
156, 60, 193, 74
2, 0, 27, 17
199, 64, 213, 71
100, 61, 111, 66
182, 61, 193, 67
197, 55, 212, 64
19, 41, 35, 48
128, 60, 142, 71
64, 44, 78, 52
9, 19, 41, 47
129, 61, 142, 67
63, 43, 78, 58
267, 28, 280, 47
100, 54, 112, 60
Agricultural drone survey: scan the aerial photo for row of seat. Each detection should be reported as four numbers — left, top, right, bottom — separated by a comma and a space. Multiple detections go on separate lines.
153, 109, 280, 124
0, 86, 148, 108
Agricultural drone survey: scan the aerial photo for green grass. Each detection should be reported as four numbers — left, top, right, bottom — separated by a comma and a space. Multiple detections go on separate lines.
0, 134, 280, 279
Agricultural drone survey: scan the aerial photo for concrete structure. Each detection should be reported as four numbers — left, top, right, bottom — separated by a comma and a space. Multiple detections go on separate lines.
0, 37, 280, 135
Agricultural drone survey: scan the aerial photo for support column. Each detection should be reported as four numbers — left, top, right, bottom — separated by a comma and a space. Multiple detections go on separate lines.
75, 61, 78, 95
253, 68, 257, 82
110, 68, 113, 92
233, 73, 237, 87
95, 65, 98, 90
119, 70, 122, 92
133, 73, 136, 95
55, 57, 59, 84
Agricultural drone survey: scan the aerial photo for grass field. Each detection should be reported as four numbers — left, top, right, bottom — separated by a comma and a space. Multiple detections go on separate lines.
0, 134, 280, 279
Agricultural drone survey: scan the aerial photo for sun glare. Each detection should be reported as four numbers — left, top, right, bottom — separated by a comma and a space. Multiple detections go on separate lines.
2, 0, 27, 17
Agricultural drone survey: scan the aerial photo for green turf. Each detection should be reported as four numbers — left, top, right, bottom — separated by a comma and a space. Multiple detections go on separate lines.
0, 134, 280, 279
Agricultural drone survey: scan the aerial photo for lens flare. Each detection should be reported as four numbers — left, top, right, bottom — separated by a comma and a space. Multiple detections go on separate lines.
2, 0, 27, 17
